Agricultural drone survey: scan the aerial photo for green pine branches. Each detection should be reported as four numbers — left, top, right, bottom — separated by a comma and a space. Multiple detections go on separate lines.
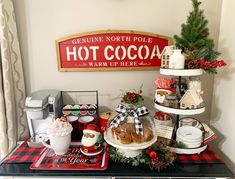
174, 0, 222, 73
174, 0, 212, 51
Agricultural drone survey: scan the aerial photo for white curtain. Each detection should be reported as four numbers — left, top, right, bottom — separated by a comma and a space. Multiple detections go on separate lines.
0, 0, 28, 159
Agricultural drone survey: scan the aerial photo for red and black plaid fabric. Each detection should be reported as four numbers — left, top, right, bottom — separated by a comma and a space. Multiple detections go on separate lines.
4, 141, 223, 164
5, 141, 42, 163
176, 146, 223, 164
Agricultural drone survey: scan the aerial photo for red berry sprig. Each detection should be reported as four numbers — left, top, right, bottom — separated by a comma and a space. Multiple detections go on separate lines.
197, 59, 227, 71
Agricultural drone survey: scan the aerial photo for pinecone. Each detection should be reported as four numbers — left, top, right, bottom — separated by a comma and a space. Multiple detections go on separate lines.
186, 59, 201, 69
183, 49, 200, 69
200, 29, 209, 38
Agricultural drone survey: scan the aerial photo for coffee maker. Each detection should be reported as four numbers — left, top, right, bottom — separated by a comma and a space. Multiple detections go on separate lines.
25, 90, 63, 146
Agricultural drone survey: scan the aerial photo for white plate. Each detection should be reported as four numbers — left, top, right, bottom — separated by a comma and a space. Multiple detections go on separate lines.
176, 135, 202, 144
160, 68, 203, 76
169, 145, 207, 154
176, 137, 202, 148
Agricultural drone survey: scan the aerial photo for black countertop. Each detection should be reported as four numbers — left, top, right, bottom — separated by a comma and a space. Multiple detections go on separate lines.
0, 161, 233, 178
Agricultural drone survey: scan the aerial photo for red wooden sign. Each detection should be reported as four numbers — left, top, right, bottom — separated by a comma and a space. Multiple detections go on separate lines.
56, 30, 172, 71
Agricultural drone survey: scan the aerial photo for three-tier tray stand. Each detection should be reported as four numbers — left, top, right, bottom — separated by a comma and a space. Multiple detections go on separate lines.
155, 68, 207, 154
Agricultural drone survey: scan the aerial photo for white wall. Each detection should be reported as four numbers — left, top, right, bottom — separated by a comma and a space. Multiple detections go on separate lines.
12, 0, 222, 118
211, 0, 235, 174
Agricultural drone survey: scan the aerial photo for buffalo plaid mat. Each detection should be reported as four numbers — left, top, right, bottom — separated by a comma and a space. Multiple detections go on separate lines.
5, 141, 42, 163
176, 146, 223, 164
4, 141, 223, 164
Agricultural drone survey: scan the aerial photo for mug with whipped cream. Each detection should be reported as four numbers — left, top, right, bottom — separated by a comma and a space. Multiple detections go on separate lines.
42, 118, 73, 155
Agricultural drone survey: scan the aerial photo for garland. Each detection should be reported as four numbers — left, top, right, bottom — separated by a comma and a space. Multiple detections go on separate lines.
110, 141, 177, 171
110, 148, 147, 166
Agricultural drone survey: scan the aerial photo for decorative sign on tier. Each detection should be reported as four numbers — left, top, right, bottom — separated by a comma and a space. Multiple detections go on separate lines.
56, 30, 172, 71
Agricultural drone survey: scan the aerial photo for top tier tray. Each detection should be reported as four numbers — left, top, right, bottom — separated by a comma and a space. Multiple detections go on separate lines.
160, 68, 203, 76
154, 103, 205, 115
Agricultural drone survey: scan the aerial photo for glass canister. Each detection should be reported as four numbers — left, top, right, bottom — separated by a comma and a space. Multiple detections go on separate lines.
163, 94, 178, 108
110, 115, 155, 145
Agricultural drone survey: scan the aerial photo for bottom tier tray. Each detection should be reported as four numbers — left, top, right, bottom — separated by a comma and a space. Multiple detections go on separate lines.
104, 128, 158, 158
169, 145, 207, 155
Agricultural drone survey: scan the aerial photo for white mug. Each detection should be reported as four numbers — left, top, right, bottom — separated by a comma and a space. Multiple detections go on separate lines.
180, 117, 201, 128
42, 133, 71, 155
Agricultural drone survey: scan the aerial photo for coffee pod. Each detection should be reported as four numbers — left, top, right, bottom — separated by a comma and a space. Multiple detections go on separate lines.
62, 105, 72, 116
80, 104, 88, 115
71, 104, 80, 116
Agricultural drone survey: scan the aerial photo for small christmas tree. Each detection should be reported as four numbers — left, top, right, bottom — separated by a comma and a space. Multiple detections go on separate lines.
174, 0, 226, 73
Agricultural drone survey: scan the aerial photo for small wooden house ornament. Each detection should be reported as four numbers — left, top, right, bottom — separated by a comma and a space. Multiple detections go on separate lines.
160, 45, 175, 68
179, 89, 203, 109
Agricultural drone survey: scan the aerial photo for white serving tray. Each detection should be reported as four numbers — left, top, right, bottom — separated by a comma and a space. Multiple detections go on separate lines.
169, 145, 207, 155
104, 128, 157, 150
104, 127, 157, 157
160, 68, 203, 76
154, 103, 205, 115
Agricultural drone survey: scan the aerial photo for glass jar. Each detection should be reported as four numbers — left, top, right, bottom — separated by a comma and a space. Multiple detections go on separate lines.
163, 94, 178, 108
110, 115, 155, 145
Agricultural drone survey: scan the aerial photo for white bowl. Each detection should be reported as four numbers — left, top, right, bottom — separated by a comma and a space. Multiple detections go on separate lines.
176, 126, 202, 142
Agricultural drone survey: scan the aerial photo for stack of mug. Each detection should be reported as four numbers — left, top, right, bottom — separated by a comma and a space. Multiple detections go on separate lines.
67, 115, 95, 140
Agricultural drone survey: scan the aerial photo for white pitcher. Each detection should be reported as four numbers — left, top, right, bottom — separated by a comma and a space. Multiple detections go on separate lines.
169, 49, 185, 69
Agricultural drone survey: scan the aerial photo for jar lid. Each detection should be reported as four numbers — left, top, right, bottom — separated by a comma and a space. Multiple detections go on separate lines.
166, 95, 177, 100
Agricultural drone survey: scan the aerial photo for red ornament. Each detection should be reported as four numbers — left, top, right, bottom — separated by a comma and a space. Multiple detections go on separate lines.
149, 151, 158, 159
